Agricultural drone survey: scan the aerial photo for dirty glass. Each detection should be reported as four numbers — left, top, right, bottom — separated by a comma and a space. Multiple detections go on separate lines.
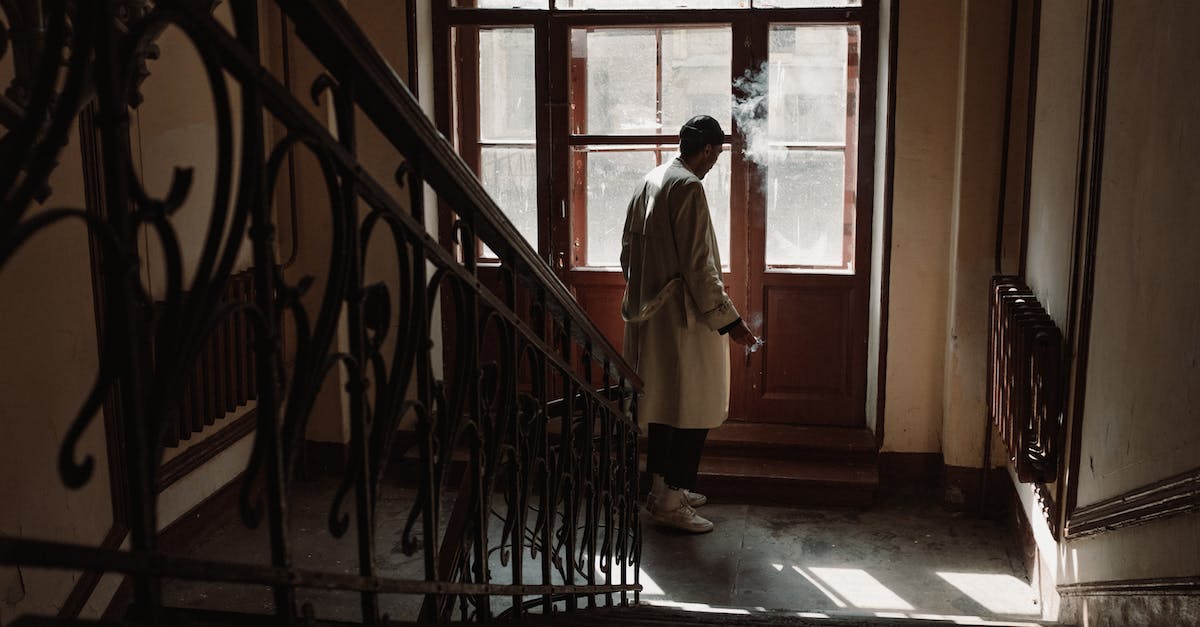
763, 24, 857, 270
477, 27, 539, 253
559, 0, 747, 8
768, 25, 850, 144
452, 0, 547, 7
480, 28, 536, 141
580, 148, 730, 268
753, 0, 860, 7
764, 150, 847, 269
574, 27, 732, 135
480, 147, 539, 255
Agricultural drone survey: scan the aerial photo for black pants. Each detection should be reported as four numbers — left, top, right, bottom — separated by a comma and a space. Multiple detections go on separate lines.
646, 424, 709, 491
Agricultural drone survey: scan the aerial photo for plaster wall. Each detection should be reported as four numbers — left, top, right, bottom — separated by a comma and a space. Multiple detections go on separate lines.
1016, 0, 1200, 613
880, 0, 960, 453
1024, 0, 1086, 326
273, 7, 353, 444
134, 4, 257, 300
939, 0, 1012, 469
1073, 0, 1200, 507
1009, 0, 1087, 615
0, 123, 111, 625
0, 6, 269, 622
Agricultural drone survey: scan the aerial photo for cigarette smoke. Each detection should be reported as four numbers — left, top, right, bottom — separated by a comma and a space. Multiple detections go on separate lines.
732, 61, 771, 169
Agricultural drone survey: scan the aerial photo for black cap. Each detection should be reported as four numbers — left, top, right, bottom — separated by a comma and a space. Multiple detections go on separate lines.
680, 115, 725, 147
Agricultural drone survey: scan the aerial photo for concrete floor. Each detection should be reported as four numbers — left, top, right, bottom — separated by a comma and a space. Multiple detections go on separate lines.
637, 492, 1042, 624
162, 477, 1041, 625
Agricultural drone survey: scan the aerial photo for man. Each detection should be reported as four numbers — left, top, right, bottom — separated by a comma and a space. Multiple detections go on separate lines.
620, 115, 759, 533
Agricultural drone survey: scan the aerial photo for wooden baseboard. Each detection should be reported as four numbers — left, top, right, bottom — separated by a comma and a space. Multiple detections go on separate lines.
878, 452, 942, 487
943, 464, 1009, 513
158, 409, 258, 491
877, 453, 1010, 513
103, 472, 246, 620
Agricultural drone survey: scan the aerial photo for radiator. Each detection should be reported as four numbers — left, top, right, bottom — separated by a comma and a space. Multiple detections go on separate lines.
989, 276, 1063, 484
161, 269, 259, 447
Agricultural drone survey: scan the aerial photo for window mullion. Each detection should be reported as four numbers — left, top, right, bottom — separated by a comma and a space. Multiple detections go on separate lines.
655, 29, 663, 135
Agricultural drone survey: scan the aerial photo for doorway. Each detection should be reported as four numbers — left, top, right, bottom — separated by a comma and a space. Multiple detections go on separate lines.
440, 5, 878, 428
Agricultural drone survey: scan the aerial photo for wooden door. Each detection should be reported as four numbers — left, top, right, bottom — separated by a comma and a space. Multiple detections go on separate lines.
737, 21, 873, 427
445, 12, 876, 427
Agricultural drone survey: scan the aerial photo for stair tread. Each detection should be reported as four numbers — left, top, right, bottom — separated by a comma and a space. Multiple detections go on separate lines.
705, 423, 876, 452
698, 455, 879, 485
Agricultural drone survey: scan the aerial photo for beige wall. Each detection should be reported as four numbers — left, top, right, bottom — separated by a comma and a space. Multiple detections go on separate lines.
1018, 0, 1200, 614
1073, 0, 1200, 506
1024, 0, 1087, 325
135, 4, 255, 299
0, 123, 112, 625
880, 0, 960, 453
272, 0, 423, 444
939, 0, 1012, 470
0, 6, 269, 623
1012, 0, 1088, 616
1059, 0, 1200, 594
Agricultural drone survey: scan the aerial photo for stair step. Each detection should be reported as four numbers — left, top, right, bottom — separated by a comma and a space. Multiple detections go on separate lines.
702, 423, 878, 463
693, 455, 878, 507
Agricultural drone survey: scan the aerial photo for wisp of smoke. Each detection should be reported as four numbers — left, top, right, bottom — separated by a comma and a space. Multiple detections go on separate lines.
732, 61, 771, 168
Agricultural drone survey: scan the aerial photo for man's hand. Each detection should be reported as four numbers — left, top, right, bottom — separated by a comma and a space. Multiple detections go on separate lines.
727, 319, 760, 347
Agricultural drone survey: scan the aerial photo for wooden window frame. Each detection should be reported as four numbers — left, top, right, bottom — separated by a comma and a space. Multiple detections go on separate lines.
434, 2, 877, 273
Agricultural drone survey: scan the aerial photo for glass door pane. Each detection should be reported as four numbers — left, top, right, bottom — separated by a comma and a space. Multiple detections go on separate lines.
572, 26, 732, 135
559, 0, 747, 9
472, 27, 539, 255
574, 147, 730, 268
765, 24, 858, 271
452, 0, 547, 7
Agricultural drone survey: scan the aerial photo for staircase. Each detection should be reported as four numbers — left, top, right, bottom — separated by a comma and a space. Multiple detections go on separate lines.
668, 423, 880, 508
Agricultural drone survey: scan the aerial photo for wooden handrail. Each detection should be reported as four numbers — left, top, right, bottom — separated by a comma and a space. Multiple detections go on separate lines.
279, 1, 641, 391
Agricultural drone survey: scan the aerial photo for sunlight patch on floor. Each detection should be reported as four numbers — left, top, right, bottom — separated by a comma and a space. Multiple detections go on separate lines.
936, 571, 1039, 615
807, 567, 914, 611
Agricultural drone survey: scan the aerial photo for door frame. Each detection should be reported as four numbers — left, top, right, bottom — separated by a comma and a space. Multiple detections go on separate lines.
434, 2, 881, 424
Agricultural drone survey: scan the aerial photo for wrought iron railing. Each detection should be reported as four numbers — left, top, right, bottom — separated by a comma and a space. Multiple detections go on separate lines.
0, 1, 642, 624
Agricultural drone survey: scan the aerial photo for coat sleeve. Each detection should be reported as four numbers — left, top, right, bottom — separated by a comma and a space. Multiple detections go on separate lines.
620, 192, 636, 282
671, 181, 740, 331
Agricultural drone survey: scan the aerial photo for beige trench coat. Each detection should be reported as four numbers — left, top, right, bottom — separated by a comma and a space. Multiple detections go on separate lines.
620, 158, 741, 430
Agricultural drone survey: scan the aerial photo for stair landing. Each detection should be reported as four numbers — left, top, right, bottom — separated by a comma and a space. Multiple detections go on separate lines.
647, 422, 880, 508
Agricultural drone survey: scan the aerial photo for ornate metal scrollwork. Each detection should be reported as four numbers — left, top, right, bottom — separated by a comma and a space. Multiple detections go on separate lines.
0, 1, 642, 624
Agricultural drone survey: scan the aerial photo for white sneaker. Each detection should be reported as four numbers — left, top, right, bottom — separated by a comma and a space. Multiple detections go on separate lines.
649, 501, 714, 534
683, 489, 708, 507
646, 489, 707, 511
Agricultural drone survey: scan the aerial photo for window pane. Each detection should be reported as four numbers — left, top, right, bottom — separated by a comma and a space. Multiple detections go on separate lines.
452, 0, 547, 7
580, 30, 657, 134
580, 148, 657, 267
765, 150, 848, 268
769, 25, 854, 144
480, 28, 536, 141
574, 27, 732, 135
701, 150, 732, 269
560, 0, 746, 8
481, 147, 539, 254
579, 148, 730, 269
754, 0, 860, 7
661, 28, 733, 134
